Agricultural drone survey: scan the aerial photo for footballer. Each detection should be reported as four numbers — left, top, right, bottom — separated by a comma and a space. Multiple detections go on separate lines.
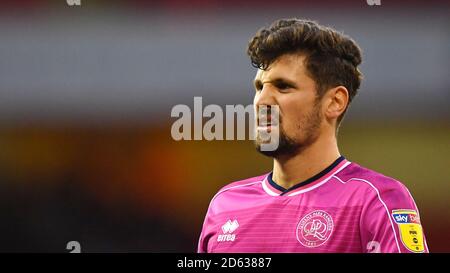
198, 19, 428, 253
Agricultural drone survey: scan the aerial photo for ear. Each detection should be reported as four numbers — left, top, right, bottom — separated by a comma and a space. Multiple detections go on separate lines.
324, 86, 349, 120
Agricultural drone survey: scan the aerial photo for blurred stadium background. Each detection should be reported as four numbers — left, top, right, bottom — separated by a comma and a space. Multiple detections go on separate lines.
0, 0, 449, 252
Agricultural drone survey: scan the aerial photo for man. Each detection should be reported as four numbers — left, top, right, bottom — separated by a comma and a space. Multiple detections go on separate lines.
198, 19, 428, 253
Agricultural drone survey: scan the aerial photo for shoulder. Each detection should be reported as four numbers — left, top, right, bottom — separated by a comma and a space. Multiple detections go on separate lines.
205, 174, 267, 215
214, 174, 267, 199
335, 162, 414, 206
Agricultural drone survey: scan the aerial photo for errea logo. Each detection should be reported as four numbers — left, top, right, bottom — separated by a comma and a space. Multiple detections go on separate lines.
222, 219, 239, 233
218, 219, 239, 242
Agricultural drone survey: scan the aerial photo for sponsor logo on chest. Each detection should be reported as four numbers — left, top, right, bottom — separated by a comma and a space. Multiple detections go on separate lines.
217, 219, 239, 242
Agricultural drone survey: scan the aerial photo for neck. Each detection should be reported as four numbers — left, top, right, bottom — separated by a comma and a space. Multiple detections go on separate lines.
272, 134, 340, 189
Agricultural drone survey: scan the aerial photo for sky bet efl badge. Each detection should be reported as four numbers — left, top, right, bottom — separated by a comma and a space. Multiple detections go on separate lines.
392, 209, 424, 252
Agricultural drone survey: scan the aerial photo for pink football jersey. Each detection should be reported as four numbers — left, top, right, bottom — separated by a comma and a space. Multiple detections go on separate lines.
198, 156, 428, 253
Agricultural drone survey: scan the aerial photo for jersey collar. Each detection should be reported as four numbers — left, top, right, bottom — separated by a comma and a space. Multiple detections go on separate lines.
262, 156, 351, 197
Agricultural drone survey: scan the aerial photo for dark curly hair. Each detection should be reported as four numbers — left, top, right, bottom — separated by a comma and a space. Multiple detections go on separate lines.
247, 19, 363, 124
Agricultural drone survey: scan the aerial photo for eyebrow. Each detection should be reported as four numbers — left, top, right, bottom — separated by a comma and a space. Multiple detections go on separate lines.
253, 77, 298, 89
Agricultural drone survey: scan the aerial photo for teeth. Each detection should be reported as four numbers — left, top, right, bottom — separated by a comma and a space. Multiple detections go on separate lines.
257, 105, 279, 126
258, 117, 278, 125
258, 122, 278, 126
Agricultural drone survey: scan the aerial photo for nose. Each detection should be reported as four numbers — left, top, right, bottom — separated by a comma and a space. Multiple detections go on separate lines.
254, 84, 276, 109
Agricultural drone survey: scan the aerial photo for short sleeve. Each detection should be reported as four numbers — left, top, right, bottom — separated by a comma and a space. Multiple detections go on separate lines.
360, 180, 428, 253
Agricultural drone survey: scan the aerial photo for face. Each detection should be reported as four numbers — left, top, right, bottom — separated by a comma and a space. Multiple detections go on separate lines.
253, 53, 323, 158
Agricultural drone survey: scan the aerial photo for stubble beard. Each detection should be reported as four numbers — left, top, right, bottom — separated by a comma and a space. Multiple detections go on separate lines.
255, 103, 322, 159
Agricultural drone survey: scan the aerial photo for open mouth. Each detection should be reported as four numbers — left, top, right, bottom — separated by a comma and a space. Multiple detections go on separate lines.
257, 105, 280, 129
257, 115, 279, 127
257, 123, 277, 127
257, 121, 279, 132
